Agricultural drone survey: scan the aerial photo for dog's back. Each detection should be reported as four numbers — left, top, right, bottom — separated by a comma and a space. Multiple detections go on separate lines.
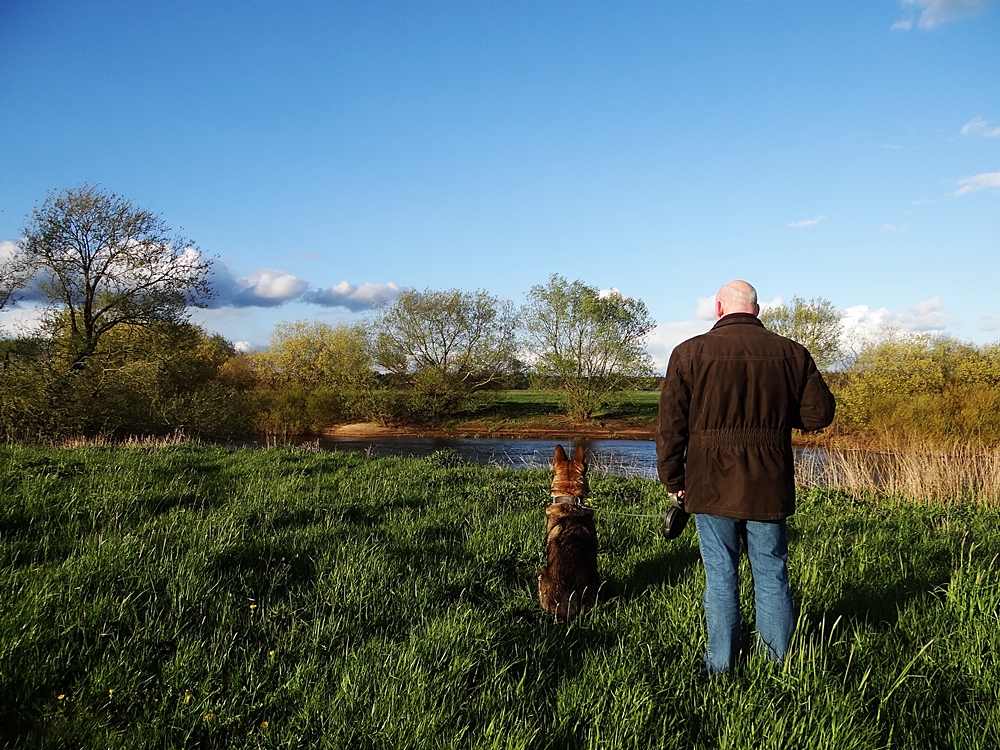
538, 502, 600, 620
538, 444, 602, 620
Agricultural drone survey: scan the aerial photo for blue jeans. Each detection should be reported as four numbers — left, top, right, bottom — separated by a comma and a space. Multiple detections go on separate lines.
695, 514, 796, 674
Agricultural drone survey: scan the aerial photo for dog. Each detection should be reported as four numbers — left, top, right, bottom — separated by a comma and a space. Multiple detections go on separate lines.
538, 444, 602, 620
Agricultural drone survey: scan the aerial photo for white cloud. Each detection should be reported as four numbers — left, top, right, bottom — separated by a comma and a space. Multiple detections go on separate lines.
243, 270, 310, 301
0, 238, 47, 306
0, 302, 47, 335
234, 340, 253, 352
841, 297, 953, 340
598, 287, 621, 299
979, 315, 1000, 332
962, 116, 1000, 138
881, 223, 909, 233
898, 296, 953, 331
891, 19, 914, 29
208, 264, 308, 308
759, 295, 784, 312
840, 304, 895, 333
208, 259, 401, 311
901, 0, 992, 28
0, 239, 19, 263
789, 215, 827, 228
954, 171, 1000, 195
302, 281, 401, 311
693, 296, 716, 320
647, 320, 714, 372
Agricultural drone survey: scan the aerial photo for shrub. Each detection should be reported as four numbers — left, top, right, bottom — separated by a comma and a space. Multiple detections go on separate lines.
830, 335, 1000, 445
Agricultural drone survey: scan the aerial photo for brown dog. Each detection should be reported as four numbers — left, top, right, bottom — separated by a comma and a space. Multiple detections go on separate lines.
538, 444, 602, 620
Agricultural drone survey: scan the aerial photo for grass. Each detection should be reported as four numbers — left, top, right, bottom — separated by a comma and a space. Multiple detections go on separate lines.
485, 390, 660, 419
448, 390, 660, 435
2, 444, 999, 748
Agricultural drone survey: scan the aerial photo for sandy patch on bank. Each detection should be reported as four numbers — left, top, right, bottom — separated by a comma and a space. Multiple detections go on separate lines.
322, 421, 656, 440
323, 422, 428, 438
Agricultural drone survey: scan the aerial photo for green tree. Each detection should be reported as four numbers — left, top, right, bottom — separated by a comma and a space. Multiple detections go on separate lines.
521, 274, 655, 419
14, 185, 213, 368
246, 320, 378, 434
371, 288, 520, 390
261, 319, 374, 392
760, 296, 843, 371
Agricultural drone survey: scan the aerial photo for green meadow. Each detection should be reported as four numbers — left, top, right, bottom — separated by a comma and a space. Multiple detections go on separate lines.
2, 444, 999, 749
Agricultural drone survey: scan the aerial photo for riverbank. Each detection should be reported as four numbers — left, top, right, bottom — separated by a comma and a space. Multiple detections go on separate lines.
322, 419, 834, 445
321, 389, 834, 444
323, 416, 657, 441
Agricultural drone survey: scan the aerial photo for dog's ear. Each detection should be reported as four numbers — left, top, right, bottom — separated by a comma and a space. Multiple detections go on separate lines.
574, 445, 586, 464
554, 444, 567, 463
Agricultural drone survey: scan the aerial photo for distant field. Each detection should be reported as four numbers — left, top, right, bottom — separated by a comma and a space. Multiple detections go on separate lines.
468, 390, 660, 429
2, 444, 999, 749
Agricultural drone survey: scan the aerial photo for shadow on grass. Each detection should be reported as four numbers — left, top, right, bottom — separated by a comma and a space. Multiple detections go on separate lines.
788, 517, 973, 629
206, 539, 318, 599
822, 571, 952, 629
609, 544, 702, 600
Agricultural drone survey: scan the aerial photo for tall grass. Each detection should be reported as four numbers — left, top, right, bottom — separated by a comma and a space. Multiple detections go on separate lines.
796, 445, 1000, 505
1, 445, 999, 748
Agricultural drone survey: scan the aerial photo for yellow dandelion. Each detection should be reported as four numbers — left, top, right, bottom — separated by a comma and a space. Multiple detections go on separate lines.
108, 689, 114, 697
184, 693, 191, 704
261, 721, 269, 729
205, 713, 214, 721
250, 604, 257, 610
268, 650, 275, 657
57, 694, 65, 700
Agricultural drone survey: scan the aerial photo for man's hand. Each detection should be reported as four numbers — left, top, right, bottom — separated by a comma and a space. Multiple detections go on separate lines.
667, 490, 686, 508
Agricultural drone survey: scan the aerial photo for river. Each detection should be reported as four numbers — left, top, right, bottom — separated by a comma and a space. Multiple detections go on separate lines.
265, 435, 829, 482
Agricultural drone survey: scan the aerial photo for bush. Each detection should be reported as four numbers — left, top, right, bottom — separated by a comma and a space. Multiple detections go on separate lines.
0, 325, 256, 440
830, 335, 1000, 445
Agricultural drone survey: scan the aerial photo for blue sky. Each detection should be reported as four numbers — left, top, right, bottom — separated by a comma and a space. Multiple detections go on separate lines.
1, 0, 998, 368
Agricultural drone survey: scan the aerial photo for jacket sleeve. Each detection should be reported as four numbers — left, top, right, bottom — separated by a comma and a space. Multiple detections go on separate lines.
656, 350, 690, 491
796, 353, 836, 432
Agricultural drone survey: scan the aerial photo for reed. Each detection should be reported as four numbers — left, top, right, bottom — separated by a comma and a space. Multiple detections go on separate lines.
53, 430, 194, 449
796, 444, 1000, 505
512, 450, 657, 480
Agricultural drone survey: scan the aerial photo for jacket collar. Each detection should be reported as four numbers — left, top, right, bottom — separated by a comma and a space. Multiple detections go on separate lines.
711, 312, 765, 330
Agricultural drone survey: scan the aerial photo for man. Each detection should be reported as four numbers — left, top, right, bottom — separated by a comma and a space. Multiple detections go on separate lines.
656, 280, 835, 675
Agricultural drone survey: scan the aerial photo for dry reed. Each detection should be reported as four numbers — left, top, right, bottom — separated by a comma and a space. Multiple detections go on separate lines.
795, 444, 1000, 505
512, 450, 657, 479
54, 430, 193, 448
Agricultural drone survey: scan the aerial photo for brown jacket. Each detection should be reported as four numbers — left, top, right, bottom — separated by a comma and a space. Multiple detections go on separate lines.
656, 313, 835, 520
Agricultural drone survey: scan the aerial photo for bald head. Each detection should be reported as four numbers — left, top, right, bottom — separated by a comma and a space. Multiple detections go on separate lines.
715, 280, 759, 319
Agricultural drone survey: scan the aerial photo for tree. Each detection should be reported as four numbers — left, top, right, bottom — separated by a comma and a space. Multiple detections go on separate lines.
15, 185, 213, 367
370, 288, 520, 390
760, 296, 843, 371
261, 319, 374, 392
521, 274, 655, 419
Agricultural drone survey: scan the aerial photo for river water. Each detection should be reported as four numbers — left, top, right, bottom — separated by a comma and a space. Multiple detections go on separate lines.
275, 435, 829, 482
